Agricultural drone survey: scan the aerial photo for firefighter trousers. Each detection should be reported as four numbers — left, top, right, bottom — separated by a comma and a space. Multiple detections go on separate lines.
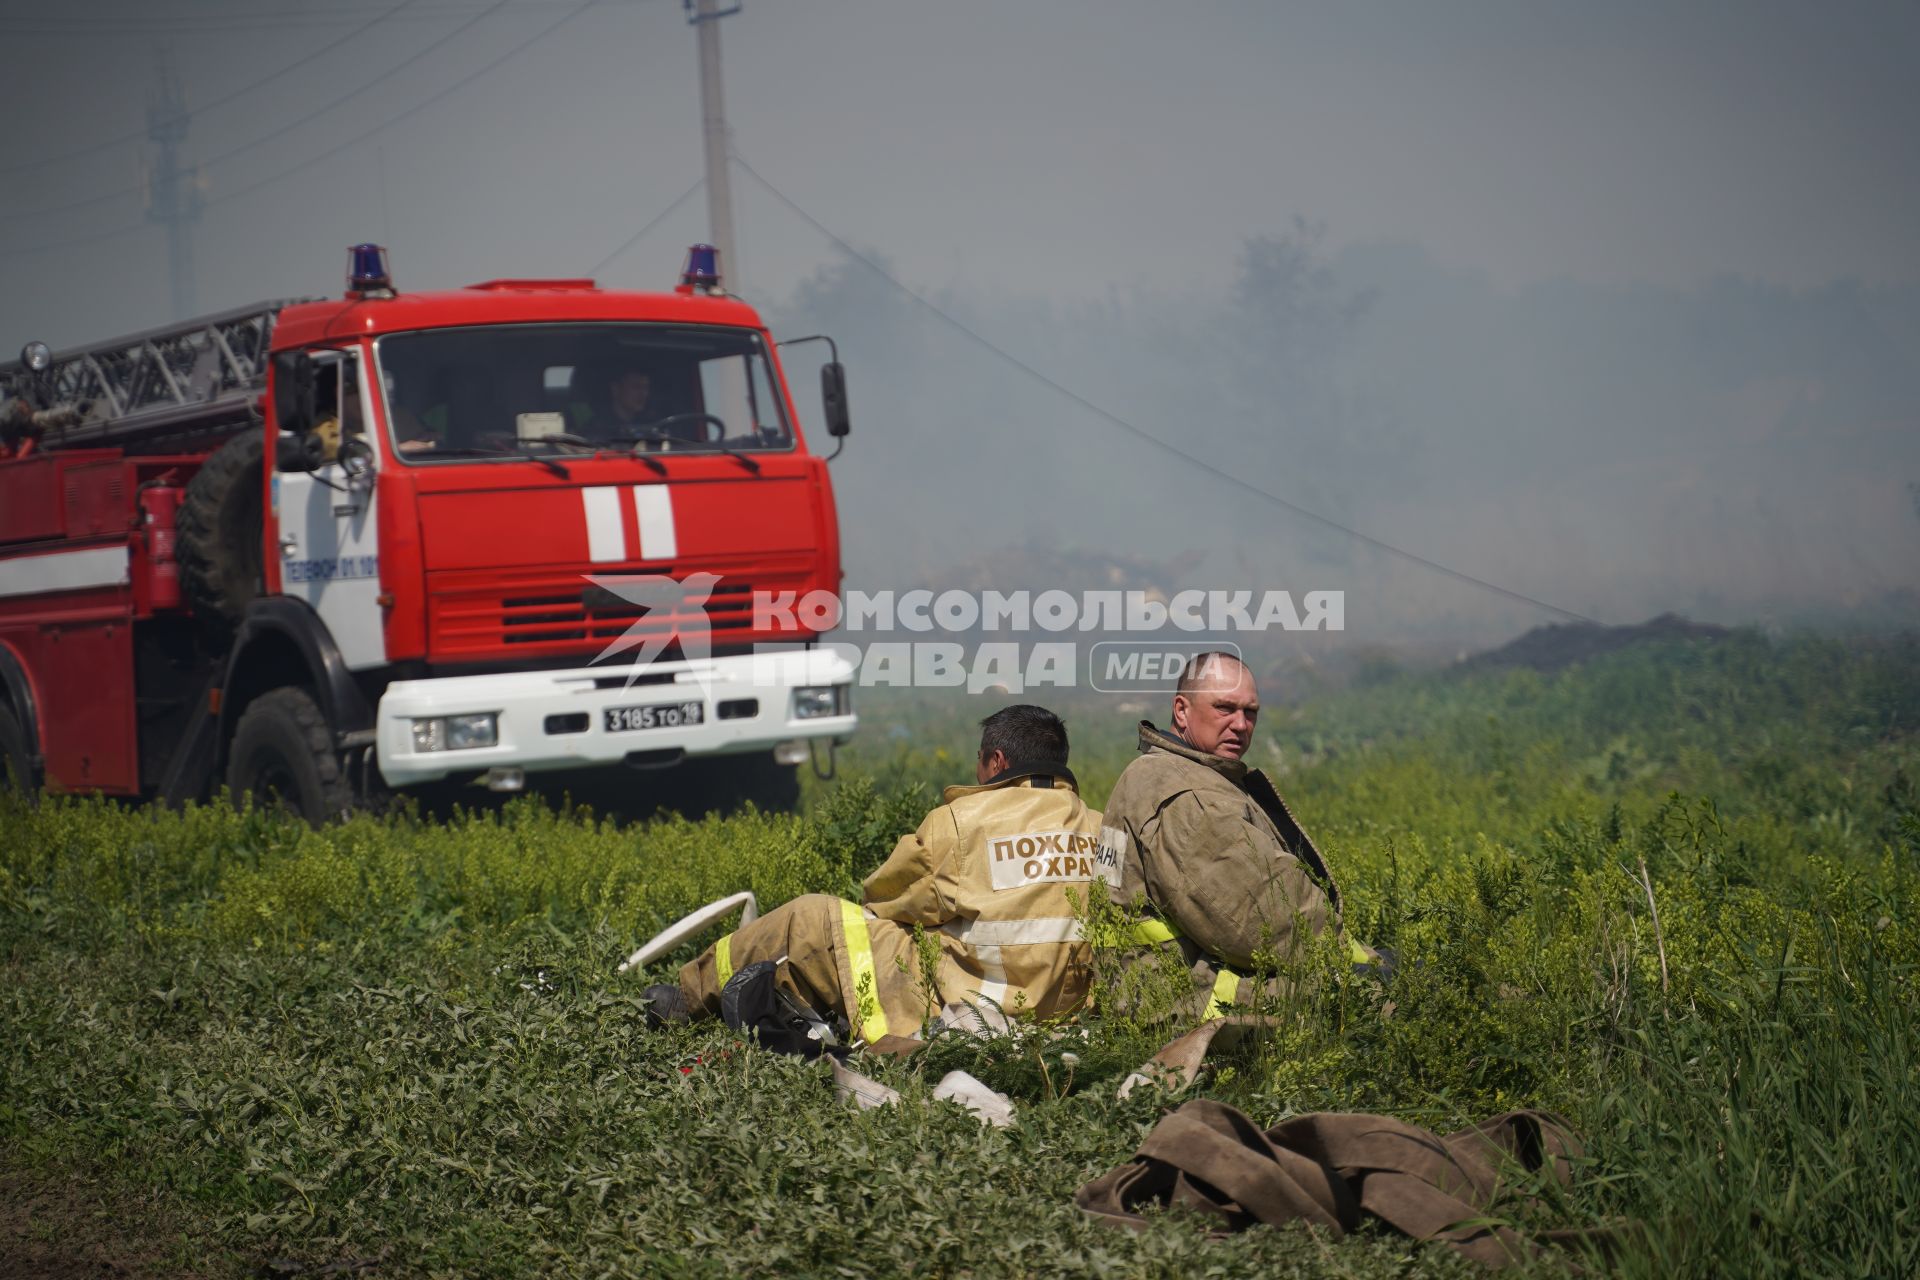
1099, 917, 1377, 1023
677, 894, 934, 1043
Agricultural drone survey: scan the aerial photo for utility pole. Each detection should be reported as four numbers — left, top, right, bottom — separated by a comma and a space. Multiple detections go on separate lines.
687, 0, 740, 289
146, 48, 203, 321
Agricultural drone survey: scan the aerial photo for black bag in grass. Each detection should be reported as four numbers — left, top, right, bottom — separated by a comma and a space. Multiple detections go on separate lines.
719, 959, 847, 1061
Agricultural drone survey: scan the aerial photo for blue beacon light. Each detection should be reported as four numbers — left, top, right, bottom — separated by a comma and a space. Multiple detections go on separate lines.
347, 243, 394, 296
681, 243, 721, 292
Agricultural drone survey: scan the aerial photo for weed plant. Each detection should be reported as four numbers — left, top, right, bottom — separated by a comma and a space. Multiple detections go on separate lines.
3, 633, 1916, 1277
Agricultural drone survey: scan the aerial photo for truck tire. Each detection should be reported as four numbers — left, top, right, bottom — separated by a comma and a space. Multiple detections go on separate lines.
226, 687, 351, 825
177, 432, 265, 629
0, 703, 36, 798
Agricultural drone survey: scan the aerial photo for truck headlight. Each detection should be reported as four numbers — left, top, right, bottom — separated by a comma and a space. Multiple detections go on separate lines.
446, 712, 499, 749
410, 713, 499, 752
793, 685, 847, 719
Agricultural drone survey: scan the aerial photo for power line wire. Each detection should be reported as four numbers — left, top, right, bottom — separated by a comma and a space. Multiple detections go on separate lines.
0, 0, 605, 33
0, 0, 426, 179
0, 214, 149, 259
208, 0, 604, 211
0, 0, 614, 257
0, 0, 525, 224
587, 178, 705, 277
731, 153, 1596, 625
7, 165, 692, 275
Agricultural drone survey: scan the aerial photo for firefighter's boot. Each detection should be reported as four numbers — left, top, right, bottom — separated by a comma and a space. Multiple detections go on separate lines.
640, 983, 691, 1028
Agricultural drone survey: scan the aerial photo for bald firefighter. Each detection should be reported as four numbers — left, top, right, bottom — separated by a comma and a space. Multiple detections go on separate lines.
1096, 651, 1377, 1020
644, 705, 1107, 1041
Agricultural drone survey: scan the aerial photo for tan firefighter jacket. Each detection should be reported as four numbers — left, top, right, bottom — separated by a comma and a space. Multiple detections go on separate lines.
1096, 723, 1361, 1013
861, 765, 1107, 1023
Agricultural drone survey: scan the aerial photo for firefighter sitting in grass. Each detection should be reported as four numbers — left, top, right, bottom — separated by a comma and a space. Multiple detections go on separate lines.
1095, 650, 1382, 1021
643, 705, 1105, 1042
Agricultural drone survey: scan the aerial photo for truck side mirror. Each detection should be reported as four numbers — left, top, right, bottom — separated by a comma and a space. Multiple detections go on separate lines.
272, 352, 317, 434
275, 432, 327, 473
821, 362, 850, 438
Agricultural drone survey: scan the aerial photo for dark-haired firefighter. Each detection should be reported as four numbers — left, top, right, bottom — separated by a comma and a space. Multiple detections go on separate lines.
644, 705, 1108, 1041
1097, 651, 1380, 1021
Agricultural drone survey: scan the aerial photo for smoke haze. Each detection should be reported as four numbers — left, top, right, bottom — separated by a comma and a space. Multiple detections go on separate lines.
5, 0, 1917, 650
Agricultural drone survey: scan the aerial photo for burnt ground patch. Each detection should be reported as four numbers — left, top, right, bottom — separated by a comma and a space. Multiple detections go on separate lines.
1462, 611, 1730, 674
0, 1160, 244, 1280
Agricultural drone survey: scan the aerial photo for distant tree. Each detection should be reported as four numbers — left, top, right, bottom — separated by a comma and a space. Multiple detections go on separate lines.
1219, 218, 1398, 570
1231, 217, 1375, 386
769, 245, 929, 375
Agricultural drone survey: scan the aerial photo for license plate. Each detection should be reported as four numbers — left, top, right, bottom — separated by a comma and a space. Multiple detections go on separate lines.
604, 701, 705, 733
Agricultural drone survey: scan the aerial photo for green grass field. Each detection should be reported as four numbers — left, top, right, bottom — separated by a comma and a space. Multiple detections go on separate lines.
4, 631, 1916, 1277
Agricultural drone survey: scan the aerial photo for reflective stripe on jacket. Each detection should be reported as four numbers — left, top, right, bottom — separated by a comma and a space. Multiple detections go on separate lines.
1113, 912, 1369, 1020
862, 768, 1106, 1021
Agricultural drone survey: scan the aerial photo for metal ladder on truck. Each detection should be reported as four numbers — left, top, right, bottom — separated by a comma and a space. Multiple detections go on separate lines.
1, 300, 310, 455
0, 301, 310, 803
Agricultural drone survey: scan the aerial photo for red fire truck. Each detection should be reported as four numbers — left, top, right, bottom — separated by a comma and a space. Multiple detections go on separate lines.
0, 244, 856, 822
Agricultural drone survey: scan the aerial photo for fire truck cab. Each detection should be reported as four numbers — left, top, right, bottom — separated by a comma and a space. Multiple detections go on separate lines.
0, 245, 856, 822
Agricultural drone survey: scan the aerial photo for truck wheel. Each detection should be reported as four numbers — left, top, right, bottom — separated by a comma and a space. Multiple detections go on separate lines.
226, 687, 351, 825
0, 703, 37, 798
177, 432, 265, 629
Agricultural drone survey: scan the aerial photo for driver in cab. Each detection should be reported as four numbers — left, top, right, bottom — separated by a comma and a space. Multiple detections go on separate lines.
604, 369, 654, 434
574, 365, 706, 445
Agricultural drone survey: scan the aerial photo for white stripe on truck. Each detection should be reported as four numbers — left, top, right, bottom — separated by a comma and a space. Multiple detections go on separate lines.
581, 486, 624, 563
634, 485, 677, 562
0, 545, 129, 598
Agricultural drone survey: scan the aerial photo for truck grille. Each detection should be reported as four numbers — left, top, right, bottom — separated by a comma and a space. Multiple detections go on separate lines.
427, 571, 803, 659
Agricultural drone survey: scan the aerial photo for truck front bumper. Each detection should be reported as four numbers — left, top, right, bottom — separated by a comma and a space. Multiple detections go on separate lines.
374, 648, 856, 786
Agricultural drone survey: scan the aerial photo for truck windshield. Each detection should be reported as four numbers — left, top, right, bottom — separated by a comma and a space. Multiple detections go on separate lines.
372, 323, 794, 462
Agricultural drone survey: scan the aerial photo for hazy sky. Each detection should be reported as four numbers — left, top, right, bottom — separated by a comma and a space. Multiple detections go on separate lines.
5, 0, 1918, 338
3, 1, 1917, 646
